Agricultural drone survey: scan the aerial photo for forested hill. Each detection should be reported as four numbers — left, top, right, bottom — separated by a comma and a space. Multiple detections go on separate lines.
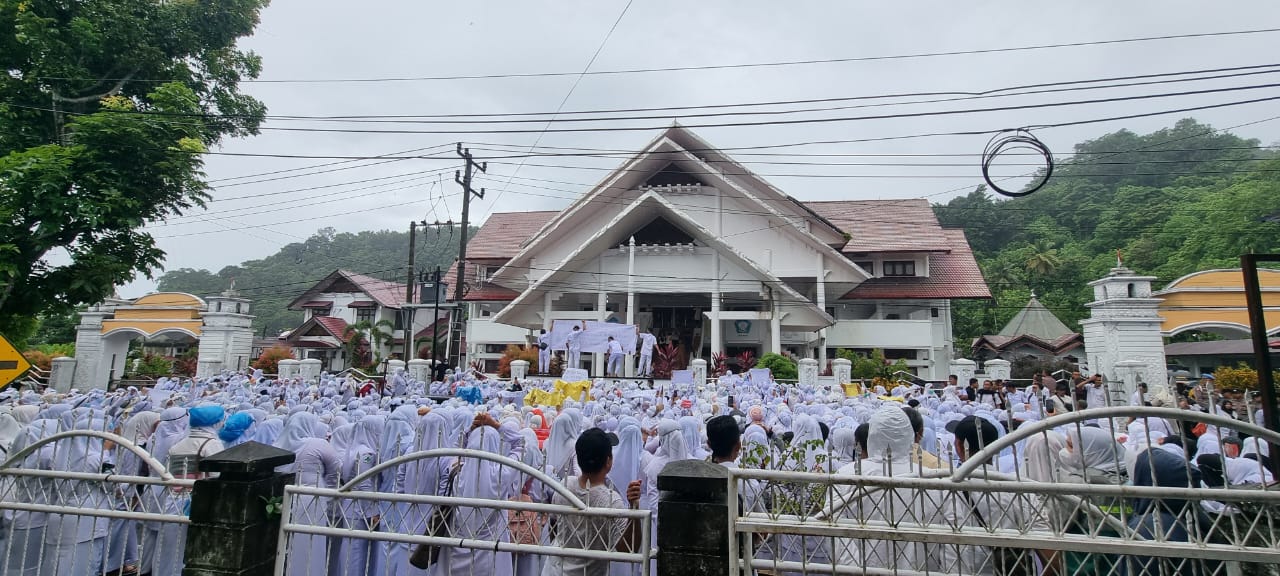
157, 227, 465, 336
935, 118, 1280, 344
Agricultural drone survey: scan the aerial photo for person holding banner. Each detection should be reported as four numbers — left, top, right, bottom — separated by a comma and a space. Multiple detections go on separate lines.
567, 324, 583, 370
606, 336, 624, 377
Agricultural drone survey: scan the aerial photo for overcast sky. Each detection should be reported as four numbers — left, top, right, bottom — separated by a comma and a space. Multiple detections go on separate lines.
122, 1, 1280, 297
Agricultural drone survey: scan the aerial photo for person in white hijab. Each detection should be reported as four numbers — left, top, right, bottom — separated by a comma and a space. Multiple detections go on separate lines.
4, 419, 59, 576
281, 412, 342, 576
403, 411, 452, 576
1061, 427, 1127, 485
338, 415, 385, 576
545, 409, 583, 481
827, 406, 931, 572
377, 404, 420, 576
141, 406, 187, 576
44, 418, 113, 576
607, 419, 644, 576
441, 415, 523, 576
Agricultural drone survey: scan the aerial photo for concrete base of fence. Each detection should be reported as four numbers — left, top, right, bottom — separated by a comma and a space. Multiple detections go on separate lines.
657, 459, 731, 576
183, 442, 297, 576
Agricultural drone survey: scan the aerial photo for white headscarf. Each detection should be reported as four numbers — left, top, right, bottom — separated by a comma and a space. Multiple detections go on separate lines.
608, 418, 643, 493
546, 408, 583, 475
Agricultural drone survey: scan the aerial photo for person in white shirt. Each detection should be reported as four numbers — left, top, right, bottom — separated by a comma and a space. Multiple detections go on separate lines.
542, 428, 642, 576
1130, 382, 1149, 406
566, 325, 583, 370
537, 329, 552, 374
606, 336, 624, 377
636, 332, 657, 377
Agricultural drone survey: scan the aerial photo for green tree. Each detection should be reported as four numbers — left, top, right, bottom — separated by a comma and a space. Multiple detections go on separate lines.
1023, 240, 1063, 276
0, 0, 269, 342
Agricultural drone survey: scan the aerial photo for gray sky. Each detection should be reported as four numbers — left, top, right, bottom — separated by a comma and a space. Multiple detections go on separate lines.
122, 0, 1280, 296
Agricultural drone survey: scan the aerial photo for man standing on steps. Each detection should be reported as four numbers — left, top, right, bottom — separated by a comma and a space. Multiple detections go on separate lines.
537, 328, 551, 375
637, 331, 657, 377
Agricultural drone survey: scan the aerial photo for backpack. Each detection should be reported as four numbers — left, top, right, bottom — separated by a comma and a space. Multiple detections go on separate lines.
507, 478, 545, 545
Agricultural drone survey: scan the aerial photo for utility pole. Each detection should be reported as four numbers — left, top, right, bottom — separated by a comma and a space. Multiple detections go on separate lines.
418, 266, 445, 364
448, 143, 486, 370
402, 221, 417, 363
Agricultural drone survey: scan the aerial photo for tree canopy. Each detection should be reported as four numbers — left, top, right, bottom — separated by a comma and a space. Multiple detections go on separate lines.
0, 0, 269, 343
936, 118, 1280, 346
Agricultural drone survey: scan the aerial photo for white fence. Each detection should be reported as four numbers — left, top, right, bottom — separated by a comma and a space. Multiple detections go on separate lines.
0, 430, 194, 576
728, 406, 1280, 576
275, 448, 653, 576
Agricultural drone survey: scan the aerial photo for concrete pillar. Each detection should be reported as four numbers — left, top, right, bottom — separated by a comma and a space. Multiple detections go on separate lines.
769, 301, 781, 355
798, 358, 819, 388
184, 442, 296, 576
985, 358, 1011, 381
656, 460, 730, 576
49, 357, 77, 393
276, 359, 299, 380
709, 289, 722, 360
510, 359, 530, 380
298, 358, 322, 382
949, 358, 977, 384
832, 358, 852, 385
386, 359, 406, 375
594, 292, 608, 377
406, 359, 430, 382
196, 359, 223, 380
690, 359, 707, 386
1114, 360, 1146, 405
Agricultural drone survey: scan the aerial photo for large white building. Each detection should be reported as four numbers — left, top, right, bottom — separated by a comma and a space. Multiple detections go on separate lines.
445, 126, 989, 379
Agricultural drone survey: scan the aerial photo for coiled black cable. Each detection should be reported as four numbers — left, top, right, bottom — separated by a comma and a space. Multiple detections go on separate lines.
982, 129, 1054, 197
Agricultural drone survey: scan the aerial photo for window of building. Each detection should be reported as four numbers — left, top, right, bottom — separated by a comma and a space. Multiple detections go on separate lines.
484, 344, 507, 354
930, 307, 939, 318
885, 313, 902, 320
355, 307, 376, 324
854, 261, 874, 275
883, 260, 916, 277
311, 308, 329, 318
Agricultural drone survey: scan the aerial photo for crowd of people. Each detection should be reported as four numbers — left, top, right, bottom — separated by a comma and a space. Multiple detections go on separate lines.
0, 365, 1271, 576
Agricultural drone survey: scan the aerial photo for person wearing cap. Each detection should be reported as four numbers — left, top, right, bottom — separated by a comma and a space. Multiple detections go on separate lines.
942, 415, 1058, 574
541, 428, 642, 576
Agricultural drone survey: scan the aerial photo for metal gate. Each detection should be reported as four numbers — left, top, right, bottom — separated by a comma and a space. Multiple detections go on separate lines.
0, 430, 195, 576
728, 406, 1280, 576
275, 447, 652, 576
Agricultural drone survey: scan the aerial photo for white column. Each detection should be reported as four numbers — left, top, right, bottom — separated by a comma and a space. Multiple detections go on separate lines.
832, 358, 852, 385
49, 357, 77, 393
542, 292, 554, 330
510, 359, 530, 380
770, 299, 782, 355
816, 265, 828, 367
985, 358, 1011, 381
691, 358, 708, 386
625, 236, 636, 377
710, 289, 722, 359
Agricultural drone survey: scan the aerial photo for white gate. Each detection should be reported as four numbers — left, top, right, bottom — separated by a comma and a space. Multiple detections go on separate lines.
0, 430, 194, 576
275, 447, 652, 576
728, 406, 1280, 576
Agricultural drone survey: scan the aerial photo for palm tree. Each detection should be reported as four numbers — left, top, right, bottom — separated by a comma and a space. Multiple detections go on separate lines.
983, 260, 1023, 290
343, 319, 394, 368
1024, 241, 1063, 276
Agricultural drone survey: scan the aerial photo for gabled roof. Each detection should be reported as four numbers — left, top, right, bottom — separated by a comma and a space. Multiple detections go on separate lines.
489, 126, 859, 287
806, 199, 954, 253
440, 263, 522, 302
841, 229, 990, 300
491, 191, 834, 330
999, 295, 1075, 340
287, 269, 408, 310
285, 315, 351, 348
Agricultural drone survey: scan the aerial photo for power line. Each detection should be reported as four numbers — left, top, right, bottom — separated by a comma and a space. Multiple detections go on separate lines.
170, 83, 1280, 135
37, 27, 1280, 84
482, 0, 635, 223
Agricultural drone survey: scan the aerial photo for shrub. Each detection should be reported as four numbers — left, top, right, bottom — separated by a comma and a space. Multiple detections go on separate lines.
253, 345, 295, 374
756, 353, 798, 380
1214, 363, 1258, 393
131, 354, 173, 378
35, 343, 75, 357
652, 343, 681, 379
22, 350, 55, 371
498, 344, 539, 378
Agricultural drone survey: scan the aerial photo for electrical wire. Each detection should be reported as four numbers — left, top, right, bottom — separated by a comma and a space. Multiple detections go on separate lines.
37, 27, 1280, 84
981, 130, 1054, 197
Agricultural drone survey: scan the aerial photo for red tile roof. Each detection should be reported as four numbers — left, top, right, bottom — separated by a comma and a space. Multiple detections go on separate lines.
453, 201, 989, 302
300, 301, 332, 308
314, 316, 351, 340
805, 199, 954, 253
466, 211, 560, 260
841, 230, 991, 300
348, 300, 377, 308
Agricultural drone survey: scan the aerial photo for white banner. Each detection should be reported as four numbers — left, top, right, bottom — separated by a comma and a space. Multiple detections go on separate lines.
549, 320, 638, 353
